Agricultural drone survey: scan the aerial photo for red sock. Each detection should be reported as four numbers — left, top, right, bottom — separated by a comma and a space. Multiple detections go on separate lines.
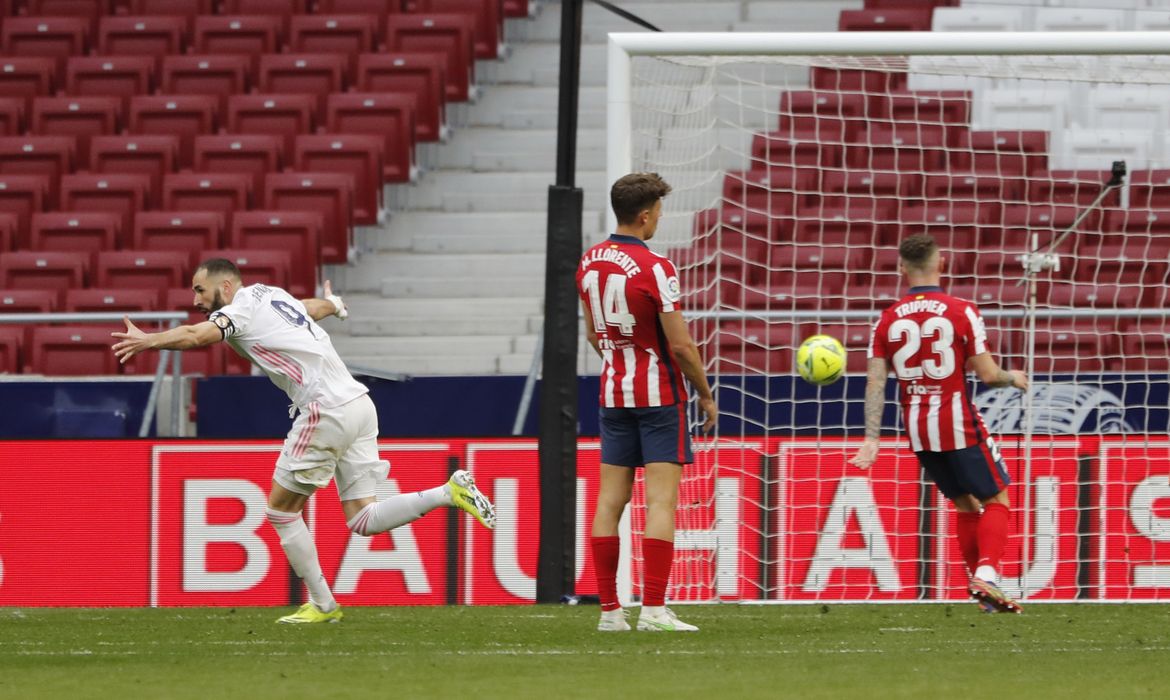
956, 511, 981, 576
977, 502, 1010, 572
591, 536, 621, 612
642, 538, 674, 607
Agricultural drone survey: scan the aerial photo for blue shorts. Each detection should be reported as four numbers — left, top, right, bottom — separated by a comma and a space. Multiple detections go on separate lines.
599, 404, 694, 467
916, 439, 1011, 501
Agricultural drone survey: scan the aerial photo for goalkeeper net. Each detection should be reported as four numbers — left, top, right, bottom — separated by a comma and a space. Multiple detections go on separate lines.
607, 32, 1170, 604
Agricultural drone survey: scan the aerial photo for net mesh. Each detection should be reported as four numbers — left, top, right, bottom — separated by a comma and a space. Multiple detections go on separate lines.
616, 50, 1170, 603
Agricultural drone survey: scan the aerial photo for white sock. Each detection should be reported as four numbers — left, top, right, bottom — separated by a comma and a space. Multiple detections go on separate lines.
266, 507, 337, 612
641, 605, 665, 617
974, 565, 999, 584
347, 485, 450, 535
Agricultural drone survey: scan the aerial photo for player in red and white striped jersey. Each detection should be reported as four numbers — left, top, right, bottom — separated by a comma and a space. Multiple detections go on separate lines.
578, 173, 716, 632
850, 234, 1028, 614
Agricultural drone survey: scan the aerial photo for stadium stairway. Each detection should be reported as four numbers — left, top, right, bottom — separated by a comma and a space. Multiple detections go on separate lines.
326, 0, 860, 376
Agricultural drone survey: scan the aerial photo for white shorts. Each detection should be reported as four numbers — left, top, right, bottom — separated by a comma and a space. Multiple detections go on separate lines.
273, 393, 388, 501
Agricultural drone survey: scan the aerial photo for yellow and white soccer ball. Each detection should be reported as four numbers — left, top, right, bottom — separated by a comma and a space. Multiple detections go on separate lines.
796, 334, 847, 386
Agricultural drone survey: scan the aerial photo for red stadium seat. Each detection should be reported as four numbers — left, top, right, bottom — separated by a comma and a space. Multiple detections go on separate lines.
0, 58, 57, 114
127, 95, 220, 170
750, 131, 838, 170
264, 172, 353, 264
64, 288, 158, 312
923, 172, 1024, 208
1047, 282, 1127, 308
1111, 208, 1170, 236
722, 167, 815, 216
0, 288, 59, 313
847, 124, 954, 172
1000, 204, 1095, 244
384, 14, 475, 101
162, 172, 252, 216
27, 326, 121, 376
778, 90, 867, 138
810, 68, 905, 111
205, 248, 291, 290
0, 98, 27, 137
968, 131, 1048, 176
229, 210, 321, 297
1, 18, 90, 78
160, 55, 250, 102
1119, 322, 1170, 372
822, 169, 922, 198
711, 205, 790, 247
89, 134, 178, 197
1073, 235, 1170, 285
884, 90, 971, 126
502, 0, 527, 18
0, 213, 15, 252
356, 53, 446, 143
946, 281, 1028, 309
288, 15, 377, 68
839, 8, 933, 31
293, 134, 383, 225
30, 96, 121, 168
1129, 170, 1170, 209
405, 0, 503, 59
258, 54, 348, 107
325, 93, 416, 182
192, 15, 282, 64
0, 175, 50, 248
29, 211, 121, 255
60, 174, 152, 235
714, 320, 799, 374
132, 211, 225, 254
0, 327, 21, 374
95, 249, 189, 288
0, 136, 75, 208
0, 250, 88, 293
26, 0, 112, 22
741, 279, 839, 312
1030, 323, 1114, 374
97, 15, 186, 57
193, 134, 284, 194
225, 94, 316, 154
129, 0, 214, 19
65, 56, 154, 102
319, 0, 404, 14
221, 0, 308, 15
1028, 170, 1122, 208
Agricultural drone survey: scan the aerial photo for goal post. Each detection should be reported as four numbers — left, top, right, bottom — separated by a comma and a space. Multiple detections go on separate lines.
606, 31, 1170, 605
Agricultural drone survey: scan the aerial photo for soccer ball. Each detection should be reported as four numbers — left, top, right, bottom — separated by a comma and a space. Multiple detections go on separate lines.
796, 334, 847, 386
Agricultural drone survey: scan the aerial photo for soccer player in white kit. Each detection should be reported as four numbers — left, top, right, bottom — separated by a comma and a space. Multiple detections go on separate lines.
112, 258, 496, 623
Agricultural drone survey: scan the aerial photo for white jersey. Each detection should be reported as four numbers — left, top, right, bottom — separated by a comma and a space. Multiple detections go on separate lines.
208, 284, 367, 409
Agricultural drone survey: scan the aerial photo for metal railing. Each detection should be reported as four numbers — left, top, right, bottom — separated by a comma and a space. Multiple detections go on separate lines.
0, 311, 190, 437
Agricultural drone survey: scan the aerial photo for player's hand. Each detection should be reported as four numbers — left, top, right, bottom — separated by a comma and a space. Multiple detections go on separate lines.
110, 316, 153, 364
849, 438, 879, 470
698, 397, 717, 434
323, 279, 348, 320
1008, 370, 1028, 392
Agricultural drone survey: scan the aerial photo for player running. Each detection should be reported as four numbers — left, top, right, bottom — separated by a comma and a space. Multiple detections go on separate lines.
849, 234, 1028, 614
579, 173, 717, 632
111, 258, 495, 623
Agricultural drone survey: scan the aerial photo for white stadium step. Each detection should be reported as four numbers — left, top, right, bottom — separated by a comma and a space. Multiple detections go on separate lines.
382, 275, 545, 298
332, 335, 519, 356
347, 315, 536, 337
378, 253, 544, 278
346, 354, 502, 375
344, 295, 543, 318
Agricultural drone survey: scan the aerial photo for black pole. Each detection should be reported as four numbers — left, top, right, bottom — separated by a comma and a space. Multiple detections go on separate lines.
536, 0, 584, 604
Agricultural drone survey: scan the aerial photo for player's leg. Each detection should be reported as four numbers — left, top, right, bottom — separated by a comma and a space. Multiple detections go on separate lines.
336, 395, 495, 531
635, 404, 698, 632
593, 407, 639, 631
917, 451, 980, 574
952, 440, 1020, 613
269, 403, 343, 623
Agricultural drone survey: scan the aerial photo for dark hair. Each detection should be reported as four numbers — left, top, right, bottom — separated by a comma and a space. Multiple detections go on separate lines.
898, 234, 938, 271
610, 172, 671, 225
197, 257, 243, 281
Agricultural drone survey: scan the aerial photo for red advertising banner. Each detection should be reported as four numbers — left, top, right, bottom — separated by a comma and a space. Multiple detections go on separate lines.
1100, 439, 1170, 601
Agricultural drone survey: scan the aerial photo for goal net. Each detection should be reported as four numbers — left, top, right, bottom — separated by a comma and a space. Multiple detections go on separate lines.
607, 32, 1170, 604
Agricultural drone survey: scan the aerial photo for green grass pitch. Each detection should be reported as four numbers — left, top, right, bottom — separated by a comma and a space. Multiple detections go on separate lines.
2, 604, 1168, 699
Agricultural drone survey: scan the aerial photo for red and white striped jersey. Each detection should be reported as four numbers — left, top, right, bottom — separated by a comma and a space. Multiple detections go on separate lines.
576, 234, 688, 408
868, 285, 993, 452
209, 284, 367, 410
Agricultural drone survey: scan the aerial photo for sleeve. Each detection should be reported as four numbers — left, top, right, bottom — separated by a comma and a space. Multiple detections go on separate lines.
961, 302, 990, 358
208, 291, 254, 340
867, 313, 889, 359
650, 259, 683, 313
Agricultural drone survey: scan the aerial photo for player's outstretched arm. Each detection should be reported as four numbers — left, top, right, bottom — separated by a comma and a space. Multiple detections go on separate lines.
111, 316, 222, 364
659, 310, 717, 433
850, 357, 890, 470
968, 353, 1028, 391
301, 279, 348, 322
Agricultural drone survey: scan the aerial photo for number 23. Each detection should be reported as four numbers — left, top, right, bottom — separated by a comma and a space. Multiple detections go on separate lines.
889, 317, 956, 380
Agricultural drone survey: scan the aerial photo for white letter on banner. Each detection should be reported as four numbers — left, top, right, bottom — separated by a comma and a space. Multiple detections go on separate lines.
334, 480, 430, 595
803, 477, 899, 593
183, 479, 270, 592
675, 477, 740, 599
493, 478, 587, 600
1130, 476, 1170, 588
1001, 477, 1058, 598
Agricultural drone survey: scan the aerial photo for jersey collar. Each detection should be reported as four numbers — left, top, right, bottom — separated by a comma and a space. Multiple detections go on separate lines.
608, 234, 648, 248
909, 285, 944, 294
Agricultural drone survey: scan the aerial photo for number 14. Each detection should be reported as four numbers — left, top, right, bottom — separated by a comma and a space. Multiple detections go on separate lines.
582, 270, 636, 336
